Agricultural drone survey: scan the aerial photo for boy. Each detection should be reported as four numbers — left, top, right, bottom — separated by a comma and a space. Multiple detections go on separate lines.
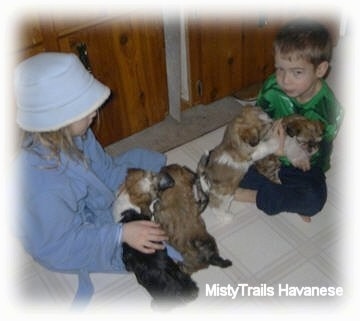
235, 19, 344, 222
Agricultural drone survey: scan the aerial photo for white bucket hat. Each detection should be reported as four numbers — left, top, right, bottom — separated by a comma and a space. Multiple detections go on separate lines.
14, 52, 111, 132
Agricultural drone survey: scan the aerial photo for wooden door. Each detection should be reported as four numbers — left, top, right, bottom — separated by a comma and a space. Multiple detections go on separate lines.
15, 16, 46, 62
185, 15, 283, 106
186, 16, 244, 105
240, 17, 282, 89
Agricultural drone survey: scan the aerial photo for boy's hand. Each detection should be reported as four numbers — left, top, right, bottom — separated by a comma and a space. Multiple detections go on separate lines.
273, 119, 285, 156
122, 220, 168, 254
272, 119, 311, 171
292, 158, 311, 172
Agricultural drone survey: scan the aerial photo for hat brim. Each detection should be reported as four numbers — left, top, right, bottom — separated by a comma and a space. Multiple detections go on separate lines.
17, 78, 110, 132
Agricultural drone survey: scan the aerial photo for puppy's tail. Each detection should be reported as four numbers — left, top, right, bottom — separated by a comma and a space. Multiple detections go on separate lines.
192, 238, 232, 269
197, 151, 210, 173
193, 177, 209, 213
197, 151, 211, 194
209, 254, 232, 268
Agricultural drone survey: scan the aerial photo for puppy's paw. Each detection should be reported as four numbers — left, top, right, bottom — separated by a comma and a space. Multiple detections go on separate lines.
211, 207, 233, 222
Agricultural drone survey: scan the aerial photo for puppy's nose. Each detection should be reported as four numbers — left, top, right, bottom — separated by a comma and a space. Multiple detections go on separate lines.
307, 141, 319, 153
158, 173, 175, 191
249, 137, 259, 147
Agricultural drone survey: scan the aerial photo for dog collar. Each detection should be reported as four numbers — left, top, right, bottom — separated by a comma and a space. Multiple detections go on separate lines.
149, 198, 160, 221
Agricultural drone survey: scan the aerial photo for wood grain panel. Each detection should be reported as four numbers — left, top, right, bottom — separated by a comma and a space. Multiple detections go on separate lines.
57, 15, 168, 146
186, 16, 244, 105
241, 18, 282, 88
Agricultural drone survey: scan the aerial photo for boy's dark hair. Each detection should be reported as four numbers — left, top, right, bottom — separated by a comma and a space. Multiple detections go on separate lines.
274, 19, 333, 67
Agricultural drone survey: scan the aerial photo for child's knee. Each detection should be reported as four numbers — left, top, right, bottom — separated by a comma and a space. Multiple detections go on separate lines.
256, 184, 327, 216
299, 186, 327, 216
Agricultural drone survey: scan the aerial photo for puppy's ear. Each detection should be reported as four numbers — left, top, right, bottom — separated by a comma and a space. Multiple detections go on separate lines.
315, 120, 325, 135
183, 166, 196, 177
127, 168, 139, 175
198, 152, 210, 169
228, 124, 242, 149
158, 172, 175, 191
231, 125, 258, 148
285, 121, 301, 137
240, 128, 259, 147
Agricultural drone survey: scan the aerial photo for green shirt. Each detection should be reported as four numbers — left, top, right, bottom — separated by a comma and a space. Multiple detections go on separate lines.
256, 74, 344, 172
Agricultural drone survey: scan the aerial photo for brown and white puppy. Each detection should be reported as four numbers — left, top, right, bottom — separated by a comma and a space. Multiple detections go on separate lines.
253, 114, 324, 182
112, 168, 174, 222
254, 154, 282, 183
154, 164, 232, 275
112, 169, 200, 306
197, 105, 274, 220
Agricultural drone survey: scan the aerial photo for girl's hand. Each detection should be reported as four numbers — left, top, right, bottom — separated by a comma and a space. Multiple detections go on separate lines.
122, 220, 168, 254
273, 119, 285, 156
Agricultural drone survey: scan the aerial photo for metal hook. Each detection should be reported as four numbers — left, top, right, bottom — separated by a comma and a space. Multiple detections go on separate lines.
74, 42, 92, 73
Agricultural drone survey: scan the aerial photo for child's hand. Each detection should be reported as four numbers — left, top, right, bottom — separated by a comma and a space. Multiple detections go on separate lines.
273, 119, 285, 156
292, 158, 311, 172
122, 221, 168, 254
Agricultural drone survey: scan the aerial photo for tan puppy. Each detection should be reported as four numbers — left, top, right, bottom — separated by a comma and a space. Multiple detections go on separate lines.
253, 114, 324, 182
112, 168, 174, 222
154, 164, 232, 274
197, 105, 274, 220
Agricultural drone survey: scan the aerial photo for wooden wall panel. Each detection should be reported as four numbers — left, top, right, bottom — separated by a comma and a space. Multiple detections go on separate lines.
186, 17, 244, 105
15, 13, 169, 146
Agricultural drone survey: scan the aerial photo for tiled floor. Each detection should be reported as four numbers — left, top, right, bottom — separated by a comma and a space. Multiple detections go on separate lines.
13, 116, 347, 316
105, 96, 246, 155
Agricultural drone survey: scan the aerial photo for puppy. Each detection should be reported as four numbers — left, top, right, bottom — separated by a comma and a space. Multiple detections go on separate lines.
113, 169, 199, 306
113, 168, 174, 222
253, 114, 324, 182
154, 164, 232, 275
197, 105, 274, 220
254, 154, 282, 183
120, 209, 199, 308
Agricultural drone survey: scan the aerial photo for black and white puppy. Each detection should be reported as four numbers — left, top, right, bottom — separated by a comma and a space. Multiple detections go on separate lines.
120, 210, 199, 307
113, 169, 199, 307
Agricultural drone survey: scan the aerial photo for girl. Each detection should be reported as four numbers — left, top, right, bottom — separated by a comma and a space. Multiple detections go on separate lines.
14, 52, 177, 304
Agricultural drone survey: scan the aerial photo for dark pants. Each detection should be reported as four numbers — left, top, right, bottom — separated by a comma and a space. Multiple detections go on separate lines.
239, 165, 327, 216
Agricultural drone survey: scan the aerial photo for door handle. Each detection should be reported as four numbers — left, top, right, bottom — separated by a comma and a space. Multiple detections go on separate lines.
74, 42, 92, 73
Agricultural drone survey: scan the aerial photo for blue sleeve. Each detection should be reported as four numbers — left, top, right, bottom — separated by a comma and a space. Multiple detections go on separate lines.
83, 130, 166, 191
22, 191, 125, 273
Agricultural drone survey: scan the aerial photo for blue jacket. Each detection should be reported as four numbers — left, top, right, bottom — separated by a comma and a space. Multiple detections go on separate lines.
16, 129, 166, 305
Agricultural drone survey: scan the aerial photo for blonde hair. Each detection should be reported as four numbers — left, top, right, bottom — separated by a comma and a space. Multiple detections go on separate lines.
22, 127, 85, 167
